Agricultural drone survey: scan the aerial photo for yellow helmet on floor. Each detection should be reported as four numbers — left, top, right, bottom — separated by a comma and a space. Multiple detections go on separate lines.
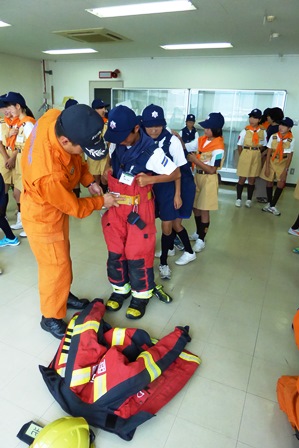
30, 416, 95, 448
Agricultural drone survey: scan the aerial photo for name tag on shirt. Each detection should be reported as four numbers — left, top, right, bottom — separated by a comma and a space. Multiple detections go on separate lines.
16, 134, 24, 143
119, 172, 134, 185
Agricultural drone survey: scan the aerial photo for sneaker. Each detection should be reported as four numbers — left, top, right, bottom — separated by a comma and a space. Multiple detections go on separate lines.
245, 199, 252, 208
256, 197, 268, 203
235, 199, 242, 207
293, 247, 299, 254
262, 203, 270, 212
0, 267, 2, 275
155, 248, 175, 257
267, 206, 281, 216
159, 264, 171, 279
193, 238, 205, 253
189, 231, 199, 241
40, 316, 67, 339
152, 284, 173, 303
174, 236, 184, 251
288, 228, 299, 237
19, 231, 27, 238
11, 212, 23, 230
0, 236, 20, 247
175, 251, 196, 265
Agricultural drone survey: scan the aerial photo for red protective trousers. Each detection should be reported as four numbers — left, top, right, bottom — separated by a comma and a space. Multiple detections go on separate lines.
101, 172, 156, 294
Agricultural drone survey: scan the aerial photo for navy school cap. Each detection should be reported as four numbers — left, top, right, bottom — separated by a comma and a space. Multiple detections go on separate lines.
58, 104, 108, 160
0, 98, 6, 108
64, 99, 78, 109
186, 114, 196, 122
248, 108, 262, 119
92, 99, 110, 109
105, 105, 138, 144
0, 91, 26, 108
141, 104, 166, 127
199, 112, 225, 129
280, 117, 294, 128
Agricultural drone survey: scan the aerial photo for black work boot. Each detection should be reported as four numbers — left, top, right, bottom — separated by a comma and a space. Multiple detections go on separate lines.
105, 291, 131, 312
40, 317, 67, 339
67, 291, 90, 309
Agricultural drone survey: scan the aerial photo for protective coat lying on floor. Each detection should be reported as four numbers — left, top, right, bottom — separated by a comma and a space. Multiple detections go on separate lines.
40, 300, 200, 440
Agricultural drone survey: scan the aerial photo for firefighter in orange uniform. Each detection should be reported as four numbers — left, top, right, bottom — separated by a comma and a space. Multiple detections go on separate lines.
21, 104, 120, 339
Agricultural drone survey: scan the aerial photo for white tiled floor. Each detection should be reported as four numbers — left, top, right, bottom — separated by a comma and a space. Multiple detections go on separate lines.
1, 184, 299, 447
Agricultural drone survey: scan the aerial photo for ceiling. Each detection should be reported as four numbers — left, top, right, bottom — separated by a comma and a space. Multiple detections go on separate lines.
0, 0, 298, 61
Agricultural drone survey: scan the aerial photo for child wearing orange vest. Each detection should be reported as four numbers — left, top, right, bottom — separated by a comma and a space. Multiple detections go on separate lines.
260, 117, 294, 216
235, 108, 267, 208
187, 113, 225, 252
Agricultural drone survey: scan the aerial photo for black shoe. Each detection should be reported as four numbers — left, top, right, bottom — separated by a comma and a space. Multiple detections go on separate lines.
40, 317, 67, 339
67, 291, 90, 310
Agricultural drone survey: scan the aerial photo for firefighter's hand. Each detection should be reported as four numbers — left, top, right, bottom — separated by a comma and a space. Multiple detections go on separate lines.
136, 173, 152, 187
103, 193, 122, 208
88, 182, 103, 196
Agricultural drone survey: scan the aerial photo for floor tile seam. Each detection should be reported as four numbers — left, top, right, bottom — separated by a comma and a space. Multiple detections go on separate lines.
173, 413, 239, 443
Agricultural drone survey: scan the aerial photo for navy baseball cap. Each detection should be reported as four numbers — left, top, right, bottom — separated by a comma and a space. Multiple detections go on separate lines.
248, 108, 262, 119
105, 105, 138, 144
64, 99, 78, 109
280, 117, 294, 128
186, 114, 196, 122
58, 104, 108, 160
142, 104, 166, 127
199, 112, 225, 129
0, 91, 26, 108
0, 98, 6, 108
92, 99, 110, 109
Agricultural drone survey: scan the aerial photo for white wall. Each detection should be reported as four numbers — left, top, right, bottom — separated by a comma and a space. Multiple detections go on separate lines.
48, 54, 299, 184
0, 53, 43, 118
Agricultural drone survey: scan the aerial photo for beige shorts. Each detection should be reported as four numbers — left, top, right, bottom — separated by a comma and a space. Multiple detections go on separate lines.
87, 155, 108, 176
237, 149, 261, 178
0, 148, 15, 184
14, 153, 23, 191
193, 173, 219, 211
260, 158, 288, 182
294, 179, 299, 200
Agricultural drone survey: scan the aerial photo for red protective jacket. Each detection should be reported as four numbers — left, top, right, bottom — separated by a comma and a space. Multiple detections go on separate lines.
40, 300, 200, 440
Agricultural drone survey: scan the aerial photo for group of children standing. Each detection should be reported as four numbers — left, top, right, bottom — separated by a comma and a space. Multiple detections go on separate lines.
0, 92, 36, 249
235, 107, 295, 217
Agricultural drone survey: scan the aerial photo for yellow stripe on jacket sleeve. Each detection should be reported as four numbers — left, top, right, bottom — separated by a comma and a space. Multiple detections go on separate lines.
137, 351, 161, 382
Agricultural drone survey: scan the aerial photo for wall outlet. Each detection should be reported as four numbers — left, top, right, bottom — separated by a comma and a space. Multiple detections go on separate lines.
290, 168, 295, 175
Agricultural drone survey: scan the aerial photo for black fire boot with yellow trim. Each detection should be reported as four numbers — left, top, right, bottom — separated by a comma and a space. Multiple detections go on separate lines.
126, 297, 149, 320
105, 291, 131, 312
152, 284, 173, 303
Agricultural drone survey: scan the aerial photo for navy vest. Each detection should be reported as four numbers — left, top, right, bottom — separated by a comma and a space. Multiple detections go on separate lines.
181, 126, 196, 143
111, 130, 158, 180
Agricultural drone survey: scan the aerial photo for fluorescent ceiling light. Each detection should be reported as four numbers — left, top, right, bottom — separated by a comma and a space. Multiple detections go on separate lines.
42, 48, 98, 55
86, 1, 196, 18
161, 42, 233, 50
0, 20, 11, 27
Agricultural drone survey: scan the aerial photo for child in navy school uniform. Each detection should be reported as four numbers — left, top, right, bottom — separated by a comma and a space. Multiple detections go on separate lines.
141, 104, 196, 280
